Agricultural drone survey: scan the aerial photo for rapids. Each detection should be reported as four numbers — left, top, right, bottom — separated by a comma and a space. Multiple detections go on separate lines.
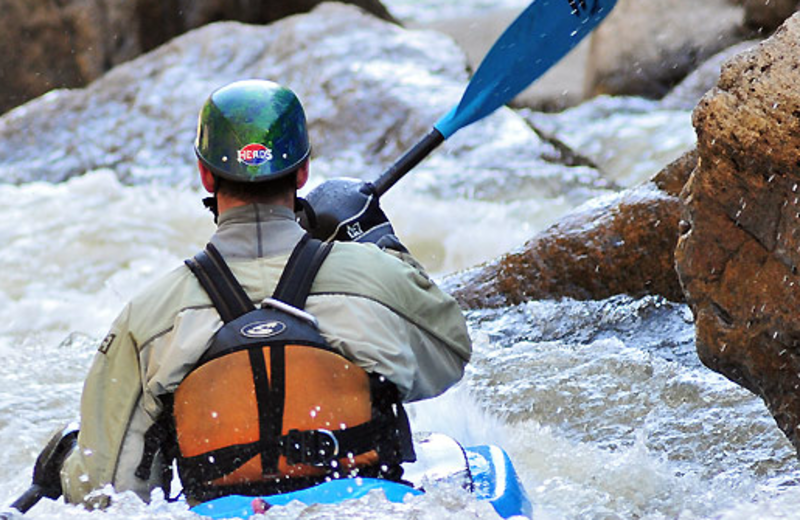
1, 1, 799, 519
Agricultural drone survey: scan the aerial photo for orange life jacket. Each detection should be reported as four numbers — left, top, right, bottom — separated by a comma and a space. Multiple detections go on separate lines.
164, 236, 414, 501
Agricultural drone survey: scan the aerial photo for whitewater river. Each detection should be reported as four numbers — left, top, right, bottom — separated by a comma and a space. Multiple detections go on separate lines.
2, 1, 800, 519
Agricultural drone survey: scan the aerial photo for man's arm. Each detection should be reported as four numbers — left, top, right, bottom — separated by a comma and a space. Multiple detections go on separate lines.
60, 304, 150, 507
308, 242, 472, 402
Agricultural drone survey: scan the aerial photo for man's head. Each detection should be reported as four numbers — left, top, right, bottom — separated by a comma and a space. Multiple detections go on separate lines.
194, 79, 310, 212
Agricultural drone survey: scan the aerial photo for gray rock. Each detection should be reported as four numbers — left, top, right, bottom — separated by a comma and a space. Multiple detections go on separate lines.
0, 0, 396, 116
585, 0, 748, 99
661, 40, 761, 111
421, 8, 590, 112
743, 0, 799, 32
0, 2, 610, 212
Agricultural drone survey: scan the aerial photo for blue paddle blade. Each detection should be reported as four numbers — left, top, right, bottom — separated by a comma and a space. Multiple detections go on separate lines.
435, 0, 617, 138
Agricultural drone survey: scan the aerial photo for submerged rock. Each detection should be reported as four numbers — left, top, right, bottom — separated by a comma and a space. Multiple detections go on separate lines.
446, 149, 697, 308
0, 0, 395, 116
675, 14, 800, 454
585, 0, 747, 99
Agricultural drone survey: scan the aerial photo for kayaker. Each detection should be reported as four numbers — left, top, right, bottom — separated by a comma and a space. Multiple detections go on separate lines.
57, 79, 472, 507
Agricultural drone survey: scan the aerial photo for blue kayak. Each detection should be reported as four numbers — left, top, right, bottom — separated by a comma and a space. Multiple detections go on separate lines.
191, 433, 532, 519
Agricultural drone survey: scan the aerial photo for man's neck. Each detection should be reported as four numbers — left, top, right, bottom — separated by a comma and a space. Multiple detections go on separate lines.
216, 192, 294, 215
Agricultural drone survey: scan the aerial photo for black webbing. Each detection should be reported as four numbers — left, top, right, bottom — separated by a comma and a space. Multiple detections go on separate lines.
247, 347, 278, 473
272, 235, 332, 308
178, 416, 393, 485
187, 236, 332, 323
267, 346, 286, 471
185, 243, 254, 322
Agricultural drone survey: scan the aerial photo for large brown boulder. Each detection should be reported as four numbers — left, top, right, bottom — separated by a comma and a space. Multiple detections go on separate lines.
447, 150, 697, 309
585, 0, 747, 99
675, 14, 800, 453
0, 0, 395, 116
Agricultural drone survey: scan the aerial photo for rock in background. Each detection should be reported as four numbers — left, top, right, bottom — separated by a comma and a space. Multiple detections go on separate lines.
675, 14, 800, 453
743, 0, 800, 32
446, 149, 697, 308
422, 9, 591, 112
0, 0, 395, 115
585, 0, 748, 99
660, 40, 761, 111
425, 0, 798, 112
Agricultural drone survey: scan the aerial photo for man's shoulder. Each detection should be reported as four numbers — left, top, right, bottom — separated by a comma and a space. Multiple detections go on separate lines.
314, 241, 435, 298
129, 263, 196, 304
322, 242, 410, 278
125, 262, 209, 338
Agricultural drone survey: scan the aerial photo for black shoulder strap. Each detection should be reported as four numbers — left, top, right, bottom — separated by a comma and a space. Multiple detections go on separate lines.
185, 243, 254, 323
272, 234, 332, 309
185, 234, 332, 323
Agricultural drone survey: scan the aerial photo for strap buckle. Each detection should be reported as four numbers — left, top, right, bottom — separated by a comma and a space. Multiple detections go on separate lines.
283, 429, 340, 466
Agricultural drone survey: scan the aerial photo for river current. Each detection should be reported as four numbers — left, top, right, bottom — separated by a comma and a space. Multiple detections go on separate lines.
2, 1, 799, 519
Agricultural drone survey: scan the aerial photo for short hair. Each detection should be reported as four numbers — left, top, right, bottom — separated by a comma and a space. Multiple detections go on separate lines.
215, 171, 298, 203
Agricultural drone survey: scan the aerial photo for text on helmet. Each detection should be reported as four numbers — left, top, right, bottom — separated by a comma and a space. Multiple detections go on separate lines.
238, 143, 274, 166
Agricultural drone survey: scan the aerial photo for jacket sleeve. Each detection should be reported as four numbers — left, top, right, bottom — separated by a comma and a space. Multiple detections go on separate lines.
59, 303, 163, 506
308, 244, 472, 402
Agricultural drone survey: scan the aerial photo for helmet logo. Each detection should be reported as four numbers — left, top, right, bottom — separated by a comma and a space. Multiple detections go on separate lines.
238, 143, 273, 166
241, 320, 286, 338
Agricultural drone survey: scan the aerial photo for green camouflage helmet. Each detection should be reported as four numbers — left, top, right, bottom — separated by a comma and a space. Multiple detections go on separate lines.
195, 79, 311, 182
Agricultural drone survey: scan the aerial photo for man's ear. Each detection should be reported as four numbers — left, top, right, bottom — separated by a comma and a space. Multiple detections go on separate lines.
199, 161, 216, 193
296, 160, 310, 190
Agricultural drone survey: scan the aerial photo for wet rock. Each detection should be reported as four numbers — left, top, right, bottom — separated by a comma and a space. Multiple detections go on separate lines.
446, 149, 698, 308
743, 0, 799, 32
674, 14, 800, 453
0, 0, 395, 116
585, 0, 748, 99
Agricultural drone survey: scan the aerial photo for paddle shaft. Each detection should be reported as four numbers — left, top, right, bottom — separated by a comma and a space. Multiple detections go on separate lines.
10, 486, 44, 513
0, 485, 43, 519
372, 128, 444, 197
